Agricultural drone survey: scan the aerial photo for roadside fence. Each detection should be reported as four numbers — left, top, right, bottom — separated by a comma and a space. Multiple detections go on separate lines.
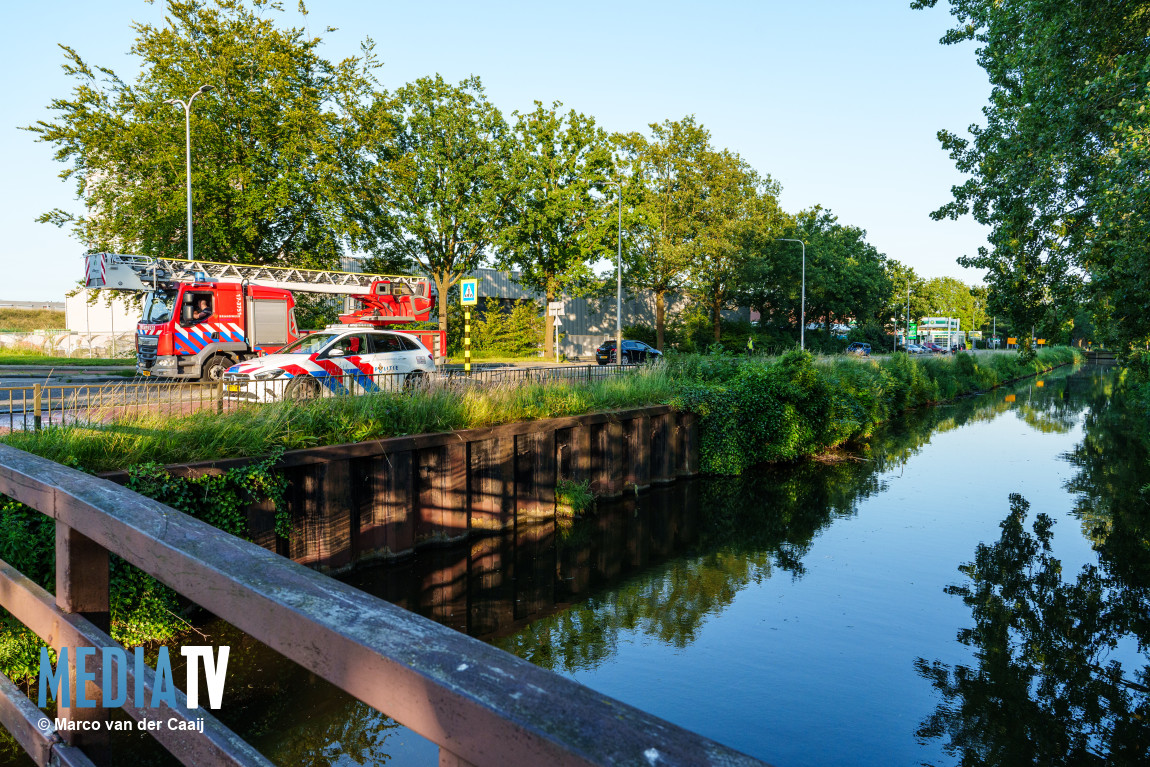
0, 363, 643, 433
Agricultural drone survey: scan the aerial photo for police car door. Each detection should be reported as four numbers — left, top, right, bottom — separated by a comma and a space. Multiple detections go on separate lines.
368, 332, 406, 386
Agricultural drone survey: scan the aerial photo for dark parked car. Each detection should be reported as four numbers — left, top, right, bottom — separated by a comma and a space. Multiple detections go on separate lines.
923, 342, 945, 353
595, 340, 663, 365
845, 342, 871, 356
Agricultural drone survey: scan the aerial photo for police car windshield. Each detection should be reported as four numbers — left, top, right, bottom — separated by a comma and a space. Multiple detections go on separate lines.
278, 333, 338, 354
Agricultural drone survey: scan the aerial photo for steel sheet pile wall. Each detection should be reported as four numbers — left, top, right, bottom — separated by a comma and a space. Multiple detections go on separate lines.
101, 406, 698, 572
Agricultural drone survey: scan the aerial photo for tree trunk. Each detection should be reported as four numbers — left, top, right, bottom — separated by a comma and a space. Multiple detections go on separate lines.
434, 271, 450, 362
712, 298, 722, 343
543, 289, 555, 360
656, 291, 666, 351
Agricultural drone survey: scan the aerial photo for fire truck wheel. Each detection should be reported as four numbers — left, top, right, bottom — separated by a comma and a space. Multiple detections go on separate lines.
285, 376, 321, 401
201, 355, 231, 383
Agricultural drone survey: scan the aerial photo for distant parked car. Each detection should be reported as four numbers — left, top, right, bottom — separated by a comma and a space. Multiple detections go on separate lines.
923, 342, 945, 354
845, 342, 871, 356
595, 339, 663, 365
905, 343, 926, 354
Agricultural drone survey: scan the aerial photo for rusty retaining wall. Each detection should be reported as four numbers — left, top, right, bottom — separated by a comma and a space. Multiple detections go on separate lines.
100, 406, 698, 573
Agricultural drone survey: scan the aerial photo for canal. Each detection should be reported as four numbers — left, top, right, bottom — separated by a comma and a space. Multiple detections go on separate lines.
10, 363, 1148, 765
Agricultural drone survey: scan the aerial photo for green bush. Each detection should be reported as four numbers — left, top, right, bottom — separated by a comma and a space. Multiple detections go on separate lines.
0, 455, 288, 684
472, 298, 544, 357
670, 347, 1080, 475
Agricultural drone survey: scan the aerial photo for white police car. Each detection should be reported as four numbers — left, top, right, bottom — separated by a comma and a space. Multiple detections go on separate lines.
223, 326, 435, 402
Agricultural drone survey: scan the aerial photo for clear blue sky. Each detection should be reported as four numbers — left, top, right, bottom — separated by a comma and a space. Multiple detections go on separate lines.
1, 0, 987, 301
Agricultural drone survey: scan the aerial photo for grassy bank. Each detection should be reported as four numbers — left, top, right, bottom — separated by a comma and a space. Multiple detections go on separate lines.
2, 371, 678, 472
0, 309, 66, 332
1, 348, 1078, 474
669, 347, 1080, 474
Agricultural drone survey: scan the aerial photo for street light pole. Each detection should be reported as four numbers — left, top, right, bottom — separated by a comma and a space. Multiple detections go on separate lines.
593, 179, 626, 365
165, 85, 213, 261
905, 281, 911, 349
971, 300, 979, 349
777, 239, 806, 350
615, 183, 623, 367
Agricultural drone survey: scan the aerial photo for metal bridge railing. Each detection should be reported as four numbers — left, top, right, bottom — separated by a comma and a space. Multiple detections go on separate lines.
0, 364, 646, 432
0, 444, 765, 767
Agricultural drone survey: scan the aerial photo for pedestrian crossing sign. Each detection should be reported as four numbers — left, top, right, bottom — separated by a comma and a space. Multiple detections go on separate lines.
460, 278, 478, 306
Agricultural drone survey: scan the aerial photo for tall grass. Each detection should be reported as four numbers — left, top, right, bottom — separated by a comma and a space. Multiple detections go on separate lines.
3, 368, 678, 472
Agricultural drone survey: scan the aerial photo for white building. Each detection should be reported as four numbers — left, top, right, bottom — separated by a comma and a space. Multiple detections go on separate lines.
65, 290, 141, 334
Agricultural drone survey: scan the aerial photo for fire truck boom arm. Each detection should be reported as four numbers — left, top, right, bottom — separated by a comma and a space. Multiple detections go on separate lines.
83, 252, 419, 295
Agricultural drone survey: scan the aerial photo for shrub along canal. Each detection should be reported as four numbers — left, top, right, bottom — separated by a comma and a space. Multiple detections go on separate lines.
7, 362, 1145, 766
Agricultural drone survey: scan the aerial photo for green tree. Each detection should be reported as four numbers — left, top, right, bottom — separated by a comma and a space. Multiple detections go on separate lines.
27, 0, 373, 268
613, 117, 712, 350
347, 74, 511, 343
496, 102, 613, 358
737, 208, 889, 347
687, 158, 788, 343
913, 0, 1143, 350
883, 260, 930, 338
920, 277, 988, 332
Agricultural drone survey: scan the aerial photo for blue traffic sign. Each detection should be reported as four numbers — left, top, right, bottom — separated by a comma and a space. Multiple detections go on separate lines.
460, 278, 478, 306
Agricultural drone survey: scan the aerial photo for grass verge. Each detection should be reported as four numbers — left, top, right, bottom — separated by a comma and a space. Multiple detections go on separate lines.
0, 348, 133, 366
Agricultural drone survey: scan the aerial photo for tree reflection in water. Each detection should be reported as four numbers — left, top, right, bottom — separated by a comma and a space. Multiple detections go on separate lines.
916, 493, 1150, 765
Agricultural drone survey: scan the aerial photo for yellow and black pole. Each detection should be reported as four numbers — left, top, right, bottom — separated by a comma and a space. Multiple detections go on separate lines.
464, 309, 472, 375
460, 277, 478, 377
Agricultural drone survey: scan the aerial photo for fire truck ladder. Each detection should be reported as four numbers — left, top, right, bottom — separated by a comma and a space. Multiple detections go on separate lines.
84, 253, 427, 296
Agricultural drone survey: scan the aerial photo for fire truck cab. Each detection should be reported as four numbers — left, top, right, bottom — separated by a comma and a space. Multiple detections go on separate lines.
136, 280, 298, 381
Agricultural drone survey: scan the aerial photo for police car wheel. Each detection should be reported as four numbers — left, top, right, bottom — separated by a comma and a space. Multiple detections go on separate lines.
285, 376, 320, 401
200, 355, 230, 383
403, 371, 427, 392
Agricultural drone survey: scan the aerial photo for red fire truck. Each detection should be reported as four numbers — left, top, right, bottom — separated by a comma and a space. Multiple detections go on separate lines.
83, 253, 442, 381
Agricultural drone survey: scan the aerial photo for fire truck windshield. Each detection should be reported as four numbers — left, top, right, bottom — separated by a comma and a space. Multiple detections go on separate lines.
142, 291, 176, 324
277, 332, 338, 354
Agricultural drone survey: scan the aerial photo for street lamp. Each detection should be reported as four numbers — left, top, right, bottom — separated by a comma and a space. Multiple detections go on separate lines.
905, 280, 911, 349
776, 239, 806, 350
165, 84, 213, 261
591, 180, 625, 366
971, 300, 980, 349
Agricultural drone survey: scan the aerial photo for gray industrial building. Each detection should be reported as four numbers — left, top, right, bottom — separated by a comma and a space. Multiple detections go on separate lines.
465, 266, 750, 359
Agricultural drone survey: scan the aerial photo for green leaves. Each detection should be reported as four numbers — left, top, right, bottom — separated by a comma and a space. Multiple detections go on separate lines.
497, 102, 613, 356
917, 0, 1150, 350
348, 74, 510, 336
28, 0, 376, 267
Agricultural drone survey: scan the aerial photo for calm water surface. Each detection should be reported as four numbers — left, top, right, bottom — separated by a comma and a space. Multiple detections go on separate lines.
21, 364, 1148, 766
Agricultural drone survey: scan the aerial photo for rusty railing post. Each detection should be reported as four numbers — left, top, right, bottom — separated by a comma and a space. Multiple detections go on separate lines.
217, 379, 224, 415
55, 522, 111, 749
32, 384, 42, 432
